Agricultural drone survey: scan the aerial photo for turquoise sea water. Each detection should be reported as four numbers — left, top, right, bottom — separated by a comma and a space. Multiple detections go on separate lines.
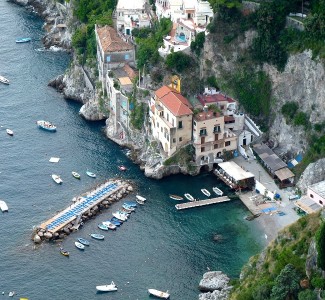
0, 2, 265, 299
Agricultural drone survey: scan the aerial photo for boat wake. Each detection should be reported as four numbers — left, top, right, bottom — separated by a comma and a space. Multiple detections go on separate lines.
35, 46, 67, 52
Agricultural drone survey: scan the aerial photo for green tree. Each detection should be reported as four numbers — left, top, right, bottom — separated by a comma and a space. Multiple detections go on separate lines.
253, 283, 273, 300
316, 221, 325, 270
208, 0, 241, 14
165, 52, 193, 73
190, 32, 206, 55
281, 102, 299, 120
270, 264, 300, 300
298, 289, 317, 300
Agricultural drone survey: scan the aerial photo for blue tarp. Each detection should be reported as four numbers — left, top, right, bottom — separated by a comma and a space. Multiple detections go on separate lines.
261, 207, 277, 213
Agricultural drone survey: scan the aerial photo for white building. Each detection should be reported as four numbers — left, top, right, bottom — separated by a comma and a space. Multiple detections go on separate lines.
116, 0, 151, 35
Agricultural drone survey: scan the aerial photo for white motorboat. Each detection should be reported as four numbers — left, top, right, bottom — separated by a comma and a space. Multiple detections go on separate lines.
148, 289, 170, 299
0, 75, 9, 85
75, 241, 85, 250
102, 221, 117, 230
96, 281, 117, 292
212, 187, 223, 196
52, 174, 63, 184
184, 193, 195, 201
201, 189, 211, 197
0, 200, 8, 212
136, 195, 146, 202
6, 129, 14, 136
112, 211, 128, 221
136, 198, 145, 205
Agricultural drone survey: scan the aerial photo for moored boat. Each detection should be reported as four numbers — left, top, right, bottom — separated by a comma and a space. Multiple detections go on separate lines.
169, 194, 184, 201
0, 75, 9, 85
148, 289, 170, 299
0, 200, 9, 212
86, 170, 96, 178
6, 129, 14, 136
96, 281, 117, 292
36, 120, 56, 132
110, 218, 122, 226
8, 291, 15, 297
72, 171, 81, 179
75, 241, 85, 250
77, 238, 90, 246
51, 174, 63, 184
16, 37, 32, 43
60, 247, 69, 257
122, 203, 135, 212
118, 165, 127, 171
136, 195, 146, 202
89, 233, 105, 240
136, 198, 145, 205
201, 189, 211, 197
98, 223, 109, 231
124, 201, 137, 207
112, 211, 127, 221
102, 221, 117, 230
212, 187, 223, 196
184, 193, 195, 201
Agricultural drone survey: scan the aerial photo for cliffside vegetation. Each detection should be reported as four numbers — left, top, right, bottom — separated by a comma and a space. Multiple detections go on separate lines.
230, 212, 325, 300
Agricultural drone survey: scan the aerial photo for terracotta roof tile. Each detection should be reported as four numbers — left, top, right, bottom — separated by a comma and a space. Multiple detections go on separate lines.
197, 93, 235, 105
96, 25, 134, 53
123, 64, 137, 80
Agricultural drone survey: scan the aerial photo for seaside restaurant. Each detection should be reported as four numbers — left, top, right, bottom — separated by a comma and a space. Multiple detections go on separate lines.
215, 161, 255, 190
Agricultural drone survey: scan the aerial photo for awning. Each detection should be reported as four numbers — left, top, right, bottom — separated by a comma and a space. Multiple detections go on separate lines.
295, 197, 322, 214
274, 167, 295, 181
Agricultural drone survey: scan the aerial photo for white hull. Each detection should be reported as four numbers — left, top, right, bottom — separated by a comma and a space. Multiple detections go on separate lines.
136, 195, 146, 201
148, 289, 170, 299
6, 129, 14, 136
184, 193, 195, 201
0, 200, 8, 212
96, 281, 117, 292
52, 174, 63, 184
212, 187, 223, 196
201, 189, 211, 197
0, 75, 9, 85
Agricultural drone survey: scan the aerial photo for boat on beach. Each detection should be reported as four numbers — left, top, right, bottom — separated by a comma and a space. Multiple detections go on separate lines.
169, 194, 184, 201
6, 129, 14, 136
51, 174, 63, 184
75, 241, 85, 250
212, 187, 223, 196
86, 170, 96, 178
72, 171, 81, 179
0, 75, 9, 85
184, 193, 195, 201
36, 120, 56, 132
60, 247, 69, 257
77, 238, 90, 246
16, 37, 32, 43
201, 189, 211, 197
96, 281, 117, 292
148, 289, 170, 299
0, 200, 9, 212
89, 233, 105, 240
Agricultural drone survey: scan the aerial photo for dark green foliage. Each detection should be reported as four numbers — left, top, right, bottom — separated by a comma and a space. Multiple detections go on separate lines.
281, 102, 299, 120
74, 0, 116, 23
293, 111, 309, 127
132, 27, 152, 39
252, 282, 273, 300
165, 52, 193, 73
270, 264, 301, 300
130, 99, 146, 130
206, 76, 219, 89
311, 275, 325, 289
316, 222, 325, 270
208, 0, 242, 16
298, 289, 317, 300
190, 32, 205, 55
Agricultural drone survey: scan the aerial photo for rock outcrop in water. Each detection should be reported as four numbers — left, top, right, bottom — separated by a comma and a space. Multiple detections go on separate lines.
199, 271, 232, 300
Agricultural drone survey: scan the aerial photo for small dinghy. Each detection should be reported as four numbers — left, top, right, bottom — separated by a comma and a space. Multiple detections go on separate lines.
6, 129, 14, 136
184, 193, 195, 201
102, 221, 117, 230
96, 281, 117, 292
212, 187, 223, 196
52, 174, 63, 184
201, 189, 211, 197
36, 120, 56, 132
89, 233, 105, 240
122, 203, 135, 212
86, 170, 96, 178
0, 75, 9, 85
16, 37, 32, 43
148, 289, 170, 299
136, 195, 146, 202
77, 238, 90, 246
75, 241, 85, 250
60, 247, 69, 257
0, 200, 9, 212
118, 165, 127, 171
98, 223, 109, 231
169, 194, 184, 201
72, 171, 81, 179
8, 291, 15, 297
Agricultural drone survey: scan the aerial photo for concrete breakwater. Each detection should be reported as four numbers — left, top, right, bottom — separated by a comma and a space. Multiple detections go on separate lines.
32, 179, 134, 243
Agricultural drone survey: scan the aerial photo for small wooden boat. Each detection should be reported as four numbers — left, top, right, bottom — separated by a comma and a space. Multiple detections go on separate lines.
16, 37, 32, 43
201, 189, 211, 197
0, 75, 9, 85
52, 174, 63, 184
72, 171, 81, 179
0, 200, 9, 212
169, 194, 184, 201
184, 193, 195, 201
148, 289, 170, 299
89, 233, 104, 240
136, 195, 146, 202
86, 170, 96, 178
212, 187, 223, 196
60, 247, 69, 257
75, 241, 85, 250
118, 165, 127, 171
6, 129, 14, 136
36, 120, 56, 132
96, 281, 117, 292
98, 223, 109, 231
77, 238, 90, 246
102, 221, 117, 230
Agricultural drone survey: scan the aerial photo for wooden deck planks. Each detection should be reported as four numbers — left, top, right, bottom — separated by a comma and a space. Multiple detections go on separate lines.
175, 196, 231, 210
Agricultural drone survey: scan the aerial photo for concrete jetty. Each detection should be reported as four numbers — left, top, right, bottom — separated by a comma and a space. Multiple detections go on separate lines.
33, 179, 134, 243
175, 196, 231, 210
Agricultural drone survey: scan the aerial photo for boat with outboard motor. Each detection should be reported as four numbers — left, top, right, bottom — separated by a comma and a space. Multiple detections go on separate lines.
96, 281, 117, 292
36, 120, 56, 132
52, 174, 63, 184
148, 289, 170, 299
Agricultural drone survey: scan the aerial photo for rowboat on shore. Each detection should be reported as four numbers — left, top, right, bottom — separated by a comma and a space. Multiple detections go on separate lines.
169, 194, 184, 201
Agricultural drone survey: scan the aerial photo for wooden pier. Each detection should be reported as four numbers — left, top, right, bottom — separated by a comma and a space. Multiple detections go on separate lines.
175, 196, 231, 210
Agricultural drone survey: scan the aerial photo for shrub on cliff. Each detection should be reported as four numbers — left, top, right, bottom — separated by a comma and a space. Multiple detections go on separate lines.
316, 221, 325, 270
